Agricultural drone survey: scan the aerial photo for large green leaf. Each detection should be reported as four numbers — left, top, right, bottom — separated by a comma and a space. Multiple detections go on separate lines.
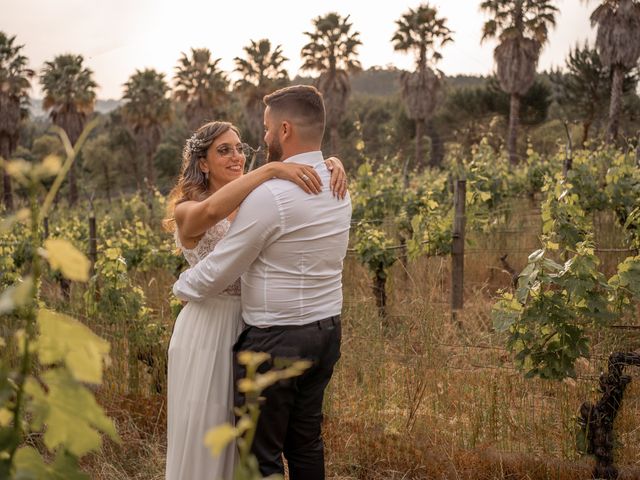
25, 369, 119, 457
41, 239, 90, 282
13, 447, 49, 479
0, 276, 33, 315
13, 447, 89, 480
36, 309, 110, 384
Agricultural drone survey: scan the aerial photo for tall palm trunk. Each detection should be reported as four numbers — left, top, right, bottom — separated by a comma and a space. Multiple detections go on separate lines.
329, 127, 339, 155
103, 163, 112, 204
425, 118, 444, 167
607, 65, 625, 143
59, 116, 82, 206
0, 136, 13, 210
415, 119, 425, 170
508, 93, 521, 166
68, 165, 79, 206
581, 117, 593, 147
146, 151, 156, 189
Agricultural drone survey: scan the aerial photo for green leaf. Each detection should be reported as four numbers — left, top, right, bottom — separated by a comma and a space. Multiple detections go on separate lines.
50, 451, 90, 480
13, 447, 89, 480
528, 249, 545, 263
41, 239, 91, 282
25, 369, 119, 457
204, 423, 238, 457
32, 155, 63, 181
36, 309, 110, 384
0, 409, 11, 427
0, 208, 30, 234
5, 159, 31, 185
0, 276, 33, 315
492, 297, 521, 332
13, 447, 49, 479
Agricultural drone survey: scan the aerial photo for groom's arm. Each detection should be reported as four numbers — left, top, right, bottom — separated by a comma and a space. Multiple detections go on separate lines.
172, 185, 281, 302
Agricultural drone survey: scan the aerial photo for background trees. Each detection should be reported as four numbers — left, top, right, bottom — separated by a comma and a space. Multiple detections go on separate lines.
174, 48, 228, 131
588, 0, 640, 143
550, 42, 638, 146
480, 0, 558, 166
301, 12, 362, 154
2, 4, 640, 206
122, 69, 171, 190
0, 31, 33, 210
234, 39, 289, 152
392, 3, 453, 169
40, 53, 96, 205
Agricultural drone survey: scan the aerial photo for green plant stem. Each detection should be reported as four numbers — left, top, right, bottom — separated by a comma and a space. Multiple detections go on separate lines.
9, 180, 42, 465
41, 121, 97, 219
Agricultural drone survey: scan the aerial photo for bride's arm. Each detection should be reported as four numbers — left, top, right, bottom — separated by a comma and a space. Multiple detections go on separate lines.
175, 162, 322, 241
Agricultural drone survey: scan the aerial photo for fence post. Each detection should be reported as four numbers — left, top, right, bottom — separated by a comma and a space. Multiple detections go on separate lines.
451, 179, 466, 322
89, 211, 97, 274
563, 121, 573, 178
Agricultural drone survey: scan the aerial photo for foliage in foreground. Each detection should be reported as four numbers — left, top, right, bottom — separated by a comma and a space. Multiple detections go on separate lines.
0, 125, 117, 478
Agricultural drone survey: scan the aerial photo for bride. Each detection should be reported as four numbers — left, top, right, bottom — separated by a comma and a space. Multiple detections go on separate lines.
163, 121, 346, 480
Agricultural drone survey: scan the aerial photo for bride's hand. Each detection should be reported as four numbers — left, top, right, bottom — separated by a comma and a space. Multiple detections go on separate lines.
325, 157, 348, 199
270, 163, 323, 194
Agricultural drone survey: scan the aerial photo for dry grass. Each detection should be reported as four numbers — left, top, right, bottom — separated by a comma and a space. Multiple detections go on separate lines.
75, 207, 640, 478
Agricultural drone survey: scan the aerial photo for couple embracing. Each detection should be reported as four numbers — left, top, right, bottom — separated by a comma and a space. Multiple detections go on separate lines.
164, 85, 352, 480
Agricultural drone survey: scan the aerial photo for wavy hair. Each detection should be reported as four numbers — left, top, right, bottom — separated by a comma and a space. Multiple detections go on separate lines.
163, 121, 241, 232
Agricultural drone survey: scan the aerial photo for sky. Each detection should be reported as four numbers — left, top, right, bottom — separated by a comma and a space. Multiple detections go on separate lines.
4, 0, 597, 100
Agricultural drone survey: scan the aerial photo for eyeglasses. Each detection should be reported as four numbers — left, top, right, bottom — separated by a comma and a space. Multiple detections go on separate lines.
216, 143, 252, 158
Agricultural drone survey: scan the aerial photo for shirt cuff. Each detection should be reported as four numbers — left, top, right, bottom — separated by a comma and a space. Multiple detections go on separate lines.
173, 270, 203, 302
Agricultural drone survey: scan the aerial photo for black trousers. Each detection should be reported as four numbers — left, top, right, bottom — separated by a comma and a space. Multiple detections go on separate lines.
232, 315, 341, 480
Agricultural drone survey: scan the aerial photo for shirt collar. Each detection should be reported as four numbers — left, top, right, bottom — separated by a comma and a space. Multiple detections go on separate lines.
282, 150, 324, 167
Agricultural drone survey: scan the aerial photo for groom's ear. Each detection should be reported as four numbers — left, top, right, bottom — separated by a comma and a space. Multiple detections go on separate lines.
281, 120, 292, 141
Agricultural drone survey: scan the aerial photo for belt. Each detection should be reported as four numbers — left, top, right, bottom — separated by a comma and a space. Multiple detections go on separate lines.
250, 315, 340, 332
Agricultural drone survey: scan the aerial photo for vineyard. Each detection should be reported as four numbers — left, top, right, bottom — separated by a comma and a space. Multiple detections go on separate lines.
3, 0, 640, 478
1, 132, 639, 478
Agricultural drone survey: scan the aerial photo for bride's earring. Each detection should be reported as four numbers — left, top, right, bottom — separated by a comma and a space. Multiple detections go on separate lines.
204, 171, 209, 182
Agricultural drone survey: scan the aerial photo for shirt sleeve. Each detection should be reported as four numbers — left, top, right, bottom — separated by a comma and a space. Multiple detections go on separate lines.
172, 184, 281, 302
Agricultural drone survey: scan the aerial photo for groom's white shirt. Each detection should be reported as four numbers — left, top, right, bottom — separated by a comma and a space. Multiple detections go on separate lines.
173, 151, 352, 327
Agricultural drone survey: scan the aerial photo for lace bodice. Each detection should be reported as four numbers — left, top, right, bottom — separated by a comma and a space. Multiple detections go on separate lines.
175, 219, 241, 296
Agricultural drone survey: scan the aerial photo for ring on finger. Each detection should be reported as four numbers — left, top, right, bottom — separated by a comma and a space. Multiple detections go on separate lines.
301, 174, 309, 181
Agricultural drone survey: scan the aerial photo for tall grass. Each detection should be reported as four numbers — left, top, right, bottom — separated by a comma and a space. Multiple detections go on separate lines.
28, 203, 640, 479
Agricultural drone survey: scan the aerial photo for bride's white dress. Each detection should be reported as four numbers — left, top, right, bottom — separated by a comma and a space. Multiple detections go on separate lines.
166, 219, 242, 480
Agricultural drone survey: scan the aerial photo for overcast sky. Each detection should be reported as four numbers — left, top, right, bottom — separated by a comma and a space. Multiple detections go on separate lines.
4, 0, 596, 99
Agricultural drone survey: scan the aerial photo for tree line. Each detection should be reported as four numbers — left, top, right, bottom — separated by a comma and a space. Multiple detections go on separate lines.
1, 1, 639, 210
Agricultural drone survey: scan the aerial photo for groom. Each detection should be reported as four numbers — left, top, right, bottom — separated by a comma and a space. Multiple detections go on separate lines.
173, 84, 352, 479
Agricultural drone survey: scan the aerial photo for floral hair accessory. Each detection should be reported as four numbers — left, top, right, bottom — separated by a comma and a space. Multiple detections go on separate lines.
186, 133, 205, 155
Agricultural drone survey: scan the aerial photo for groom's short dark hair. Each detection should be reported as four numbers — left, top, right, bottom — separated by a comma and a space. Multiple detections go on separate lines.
264, 85, 325, 143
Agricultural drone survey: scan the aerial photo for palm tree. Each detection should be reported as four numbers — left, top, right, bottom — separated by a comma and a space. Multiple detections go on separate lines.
392, 4, 453, 170
40, 54, 97, 205
0, 32, 33, 210
301, 12, 362, 153
122, 69, 171, 189
551, 42, 638, 145
588, 0, 640, 142
234, 39, 289, 150
174, 48, 228, 130
480, 0, 558, 165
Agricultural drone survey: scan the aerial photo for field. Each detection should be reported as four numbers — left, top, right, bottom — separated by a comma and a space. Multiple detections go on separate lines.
2, 141, 640, 480
80, 244, 640, 479
31, 197, 634, 480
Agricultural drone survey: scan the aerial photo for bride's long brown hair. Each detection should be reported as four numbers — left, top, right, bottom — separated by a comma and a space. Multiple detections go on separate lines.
163, 121, 241, 232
